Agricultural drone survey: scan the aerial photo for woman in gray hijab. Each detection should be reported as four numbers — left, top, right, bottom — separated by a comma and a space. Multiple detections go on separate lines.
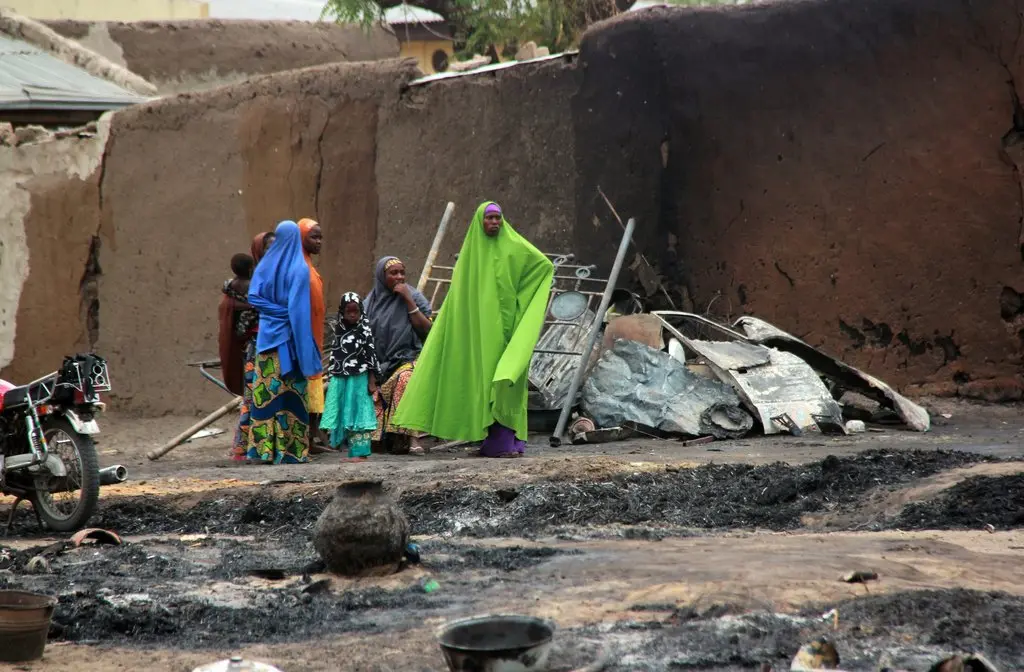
364, 256, 433, 455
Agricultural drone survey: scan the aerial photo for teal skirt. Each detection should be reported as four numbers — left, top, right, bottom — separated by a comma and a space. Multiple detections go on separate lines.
320, 373, 378, 458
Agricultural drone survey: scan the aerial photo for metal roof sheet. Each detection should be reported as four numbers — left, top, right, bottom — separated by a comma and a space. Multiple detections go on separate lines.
0, 34, 148, 111
383, 3, 445, 25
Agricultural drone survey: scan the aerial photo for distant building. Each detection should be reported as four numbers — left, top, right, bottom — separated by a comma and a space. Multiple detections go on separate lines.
0, 33, 148, 126
2, 0, 208, 20
205, 0, 323, 20
384, 3, 453, 75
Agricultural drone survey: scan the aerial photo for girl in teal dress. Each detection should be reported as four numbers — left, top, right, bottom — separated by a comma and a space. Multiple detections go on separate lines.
320, 292, 381, 461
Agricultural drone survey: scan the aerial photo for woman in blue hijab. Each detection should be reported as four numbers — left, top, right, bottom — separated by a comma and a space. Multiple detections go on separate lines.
245, 220, 323, 464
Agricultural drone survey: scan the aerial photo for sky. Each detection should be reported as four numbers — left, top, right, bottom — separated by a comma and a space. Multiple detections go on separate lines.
205, 0, 329, 20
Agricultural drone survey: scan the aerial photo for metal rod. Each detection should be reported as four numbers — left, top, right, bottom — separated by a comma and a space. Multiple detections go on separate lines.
199, 366, 232, 394
417, 202, 455, 293
534, 349, 584, 356
550, 217, 636, 447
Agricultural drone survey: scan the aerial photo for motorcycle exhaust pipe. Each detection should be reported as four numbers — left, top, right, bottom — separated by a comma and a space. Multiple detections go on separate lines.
99, 465, 128, 486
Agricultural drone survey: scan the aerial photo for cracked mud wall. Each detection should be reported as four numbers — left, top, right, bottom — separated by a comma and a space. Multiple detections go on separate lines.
45, 19, 399, 94
0, 124, 109, 385
576, 0, 1024, 399
375, 58, 579, 283
97, 61, 417, 415
11, 0, 1024, 414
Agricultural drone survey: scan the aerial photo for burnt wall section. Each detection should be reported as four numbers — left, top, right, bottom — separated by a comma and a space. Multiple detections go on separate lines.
45, 19, 400, 94
97, 61, 417, 415
575, 0, 1024, 397
375, 58, 579, 288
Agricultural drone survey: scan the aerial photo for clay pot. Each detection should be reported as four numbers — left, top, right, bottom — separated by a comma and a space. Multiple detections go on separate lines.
312, 480, 410, 577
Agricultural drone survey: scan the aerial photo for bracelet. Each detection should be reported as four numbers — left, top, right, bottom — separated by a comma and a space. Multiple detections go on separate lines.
408, 307, 421, 315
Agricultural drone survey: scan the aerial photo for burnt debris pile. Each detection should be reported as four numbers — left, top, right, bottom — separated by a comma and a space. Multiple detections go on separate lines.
896, 474, 1024, 531
403, 450, 993, 537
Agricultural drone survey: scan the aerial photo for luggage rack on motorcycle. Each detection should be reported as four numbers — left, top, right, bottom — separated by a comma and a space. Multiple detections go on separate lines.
5, 357, 111, 409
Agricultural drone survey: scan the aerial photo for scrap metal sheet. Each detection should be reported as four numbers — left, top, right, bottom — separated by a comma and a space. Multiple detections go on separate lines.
700, 345, 846, 434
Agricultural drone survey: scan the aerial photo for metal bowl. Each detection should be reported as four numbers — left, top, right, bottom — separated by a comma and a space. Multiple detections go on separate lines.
438, 614, 555, 672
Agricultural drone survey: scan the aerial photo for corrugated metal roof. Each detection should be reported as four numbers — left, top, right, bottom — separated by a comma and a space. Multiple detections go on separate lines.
0, 34, 148, 111
383, 3, 445, 25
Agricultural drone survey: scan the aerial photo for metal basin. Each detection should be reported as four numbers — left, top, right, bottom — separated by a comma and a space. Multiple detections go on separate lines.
0, 590, 57, 663
438, 614, 555, 672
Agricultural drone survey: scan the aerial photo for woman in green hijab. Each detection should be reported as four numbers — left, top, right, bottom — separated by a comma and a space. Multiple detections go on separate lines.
391, 201, 554, 457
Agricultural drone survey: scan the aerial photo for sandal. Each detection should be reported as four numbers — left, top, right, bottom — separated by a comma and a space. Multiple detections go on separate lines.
409, 446, 427, 456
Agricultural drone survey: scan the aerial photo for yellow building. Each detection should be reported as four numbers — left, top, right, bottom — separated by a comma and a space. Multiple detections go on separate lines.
384, 3, 453, 75
4, 0, 209, 20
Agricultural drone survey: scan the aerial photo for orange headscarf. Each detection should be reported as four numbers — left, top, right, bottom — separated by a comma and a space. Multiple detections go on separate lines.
297, 218, 325, 365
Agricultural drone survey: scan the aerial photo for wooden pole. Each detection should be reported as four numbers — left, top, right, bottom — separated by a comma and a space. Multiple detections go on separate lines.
147, 396, 242, 461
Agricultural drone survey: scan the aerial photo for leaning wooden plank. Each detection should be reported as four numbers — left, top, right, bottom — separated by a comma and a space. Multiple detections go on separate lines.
147, 396, 242, 460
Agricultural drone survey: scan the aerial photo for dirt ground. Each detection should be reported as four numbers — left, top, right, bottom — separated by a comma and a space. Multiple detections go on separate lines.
2, 398, 1023, 671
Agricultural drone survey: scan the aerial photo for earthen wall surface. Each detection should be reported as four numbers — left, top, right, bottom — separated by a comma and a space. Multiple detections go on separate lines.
576, 0, 1024, 399
45, 19, 399, 93
5, 0, 1024, 414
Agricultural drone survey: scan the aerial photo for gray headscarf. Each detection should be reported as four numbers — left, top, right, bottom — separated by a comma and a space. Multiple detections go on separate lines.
363, 256, 433, 380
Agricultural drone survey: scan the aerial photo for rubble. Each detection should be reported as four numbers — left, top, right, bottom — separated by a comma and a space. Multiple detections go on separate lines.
734, 316, 930, 432
13, 125, 53, 145
581, 339, 754, 439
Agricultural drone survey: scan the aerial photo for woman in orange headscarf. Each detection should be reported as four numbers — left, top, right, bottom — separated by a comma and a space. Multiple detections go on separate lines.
296, 218, 328, 451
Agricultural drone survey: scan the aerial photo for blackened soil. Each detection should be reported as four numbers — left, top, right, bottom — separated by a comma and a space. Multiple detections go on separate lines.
422, 541, 577, 572
829, 588, 1024, 664
0, 534, 569, 648
90, 491, 332, 538
12, 450, 994, 541
596, 589, 1024, 671
404, 450, 994, 537
895, 474, 1024, 530
51, 583, 439, 646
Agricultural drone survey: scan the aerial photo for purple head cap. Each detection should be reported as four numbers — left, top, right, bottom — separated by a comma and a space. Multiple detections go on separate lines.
484, 203, 502, 217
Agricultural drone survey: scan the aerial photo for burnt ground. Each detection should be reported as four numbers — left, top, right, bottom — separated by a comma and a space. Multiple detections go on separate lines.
598, 589, 1024, 670
895, 474, 1024, 530
1, 403, 1023, 670
48, 448, 1002, 542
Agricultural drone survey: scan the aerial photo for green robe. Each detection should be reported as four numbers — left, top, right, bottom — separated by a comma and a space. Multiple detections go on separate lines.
391, 202, 554, 441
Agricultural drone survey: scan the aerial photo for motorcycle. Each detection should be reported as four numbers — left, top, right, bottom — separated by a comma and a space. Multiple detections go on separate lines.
0, 354, 112, 532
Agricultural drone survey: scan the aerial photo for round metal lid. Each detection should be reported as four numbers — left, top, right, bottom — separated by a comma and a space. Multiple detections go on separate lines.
549, 291, 589, 321
192, 657, 284, 672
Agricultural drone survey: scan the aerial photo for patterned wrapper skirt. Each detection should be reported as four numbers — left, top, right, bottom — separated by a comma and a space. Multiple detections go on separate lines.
373, 361, 424, 441
231, 338, 257, 461
320, 372, 378, 458
307, 375, 325, 414
245, 349, 311, 464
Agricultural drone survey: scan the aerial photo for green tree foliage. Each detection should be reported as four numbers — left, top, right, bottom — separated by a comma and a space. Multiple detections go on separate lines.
322, 0, 616, 55
321, 0, 742, 57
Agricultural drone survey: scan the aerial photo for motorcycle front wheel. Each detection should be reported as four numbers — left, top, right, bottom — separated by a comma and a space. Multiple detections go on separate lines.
31, 417, 100, 532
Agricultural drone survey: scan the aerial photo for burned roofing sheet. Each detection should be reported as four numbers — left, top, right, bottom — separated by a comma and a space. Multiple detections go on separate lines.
0, 34, 147, 111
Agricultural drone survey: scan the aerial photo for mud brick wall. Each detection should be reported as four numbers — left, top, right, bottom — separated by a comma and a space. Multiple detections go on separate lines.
0, 125, 108, 385
575, 0, 1024, 400
5, 0, 1024, 415
374, 58, 579, 284
45, 19, 399, 94
96, 61, 418, 415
